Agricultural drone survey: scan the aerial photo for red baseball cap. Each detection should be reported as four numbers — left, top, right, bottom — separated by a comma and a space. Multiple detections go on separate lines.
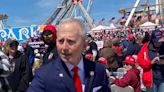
98, 57, 107, 64
42, 24, 57, 41
128, 34, 134, 41
85, 54, 93, 59
123, 55, 135, 65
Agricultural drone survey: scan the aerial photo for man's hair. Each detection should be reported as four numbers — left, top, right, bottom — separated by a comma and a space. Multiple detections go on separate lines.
58, 18, 86, 38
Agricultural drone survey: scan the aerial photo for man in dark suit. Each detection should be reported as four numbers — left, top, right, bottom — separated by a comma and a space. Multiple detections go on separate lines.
27, 18, 110, 92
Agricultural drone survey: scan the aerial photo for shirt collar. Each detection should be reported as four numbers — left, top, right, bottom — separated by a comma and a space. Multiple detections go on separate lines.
65, 55, 84, 72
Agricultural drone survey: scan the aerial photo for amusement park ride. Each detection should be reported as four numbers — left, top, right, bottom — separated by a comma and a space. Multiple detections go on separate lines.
1, 0, 163, 29
0, 14, 8, 29
119, 0, 164, 27
45, 0, 95, 28
0, 0, 95, 46
0, 0, 95, 30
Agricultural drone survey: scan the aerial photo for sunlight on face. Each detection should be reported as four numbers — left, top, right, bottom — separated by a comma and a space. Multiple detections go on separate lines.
56, 21, 85, 65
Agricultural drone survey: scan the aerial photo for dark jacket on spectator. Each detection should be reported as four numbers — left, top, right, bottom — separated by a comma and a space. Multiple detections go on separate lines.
123, 39, 141, 60
24, 45, 35, 66
7, 51, 32, 92
42, 45, 58, 65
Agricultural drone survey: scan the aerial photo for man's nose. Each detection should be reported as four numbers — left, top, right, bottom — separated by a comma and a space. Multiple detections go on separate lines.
62, 41, 69, 50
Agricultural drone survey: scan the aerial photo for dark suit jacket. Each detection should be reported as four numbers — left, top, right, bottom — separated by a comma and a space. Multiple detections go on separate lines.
27, 57, 110, 92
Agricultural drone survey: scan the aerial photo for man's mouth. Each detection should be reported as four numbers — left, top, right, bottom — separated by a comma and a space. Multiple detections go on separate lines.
62, 53, 71, 56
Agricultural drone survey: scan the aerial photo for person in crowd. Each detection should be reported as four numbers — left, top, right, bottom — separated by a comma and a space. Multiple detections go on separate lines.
27, 18, 110, 92
112, 38, 123, 68
113, 55, 141, 92
41, 24, 58, 65
142, 31, 150, 44
98, 57, 108, 67
123, 34, 141, 59
22, 40, 35, 66
84, 53, 93, 61
97, 57, 111, 78
137, 29, 164, 92
85, 34, 98, 61
0, 49, 13, 92
0, 40, 3, 50
32, 53, 42, 75
7, 40, 32, 92
3, 38, 12, 56
120, 38, 129, 51
99, 39, 118, 72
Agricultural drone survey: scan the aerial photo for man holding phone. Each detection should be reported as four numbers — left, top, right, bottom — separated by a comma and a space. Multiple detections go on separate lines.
137, 29, 164, 92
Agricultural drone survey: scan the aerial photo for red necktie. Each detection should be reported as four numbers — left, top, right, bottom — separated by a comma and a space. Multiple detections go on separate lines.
72, 66, 82, 92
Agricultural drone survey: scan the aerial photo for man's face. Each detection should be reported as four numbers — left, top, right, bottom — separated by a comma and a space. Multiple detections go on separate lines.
9, 45, 18, 56
42, 31, 54, 45
152, 39, 162, 48
123, 63, 132, 71
22, 43, 27, 48
56, 23, 85, 65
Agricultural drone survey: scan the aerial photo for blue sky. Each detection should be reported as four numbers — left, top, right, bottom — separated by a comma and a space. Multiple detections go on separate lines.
0, 0, 155, 27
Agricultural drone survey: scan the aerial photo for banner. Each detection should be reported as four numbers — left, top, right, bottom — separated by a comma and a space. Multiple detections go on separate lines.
0, 25, 41, 43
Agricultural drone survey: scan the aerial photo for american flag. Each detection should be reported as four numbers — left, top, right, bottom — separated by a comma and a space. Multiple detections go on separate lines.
98, 18, 105, 25
109, 17, 115, 23
72, 0, 83, 3
120, 16, 126, 23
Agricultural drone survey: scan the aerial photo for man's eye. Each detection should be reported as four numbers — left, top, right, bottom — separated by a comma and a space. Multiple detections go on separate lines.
68, 40, 76, 45
58, 39, 64, 44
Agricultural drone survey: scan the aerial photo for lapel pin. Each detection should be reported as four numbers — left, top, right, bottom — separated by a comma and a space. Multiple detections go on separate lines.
90, 71, 94, 76
59, 73, 64, 77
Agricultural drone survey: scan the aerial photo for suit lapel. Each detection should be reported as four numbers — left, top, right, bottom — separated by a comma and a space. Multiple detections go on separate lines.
56, 58, 76, 92
83, 57, 95, 92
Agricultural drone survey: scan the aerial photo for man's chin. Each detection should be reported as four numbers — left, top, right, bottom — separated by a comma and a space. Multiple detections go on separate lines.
60, 57, 68, 63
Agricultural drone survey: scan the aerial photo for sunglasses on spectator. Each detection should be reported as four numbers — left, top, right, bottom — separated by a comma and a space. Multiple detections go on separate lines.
43, 34, 53, 38
123, 63, 129, 66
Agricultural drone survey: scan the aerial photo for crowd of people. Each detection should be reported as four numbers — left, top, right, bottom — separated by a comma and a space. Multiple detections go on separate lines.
0, 18, 163, 92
